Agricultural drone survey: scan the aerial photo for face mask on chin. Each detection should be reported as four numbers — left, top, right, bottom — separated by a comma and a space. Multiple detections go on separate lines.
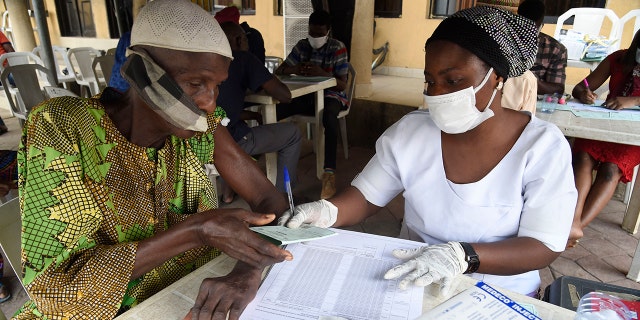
423, 67, 501, 134
308, 34, 328, 49
122, 49, 209, 132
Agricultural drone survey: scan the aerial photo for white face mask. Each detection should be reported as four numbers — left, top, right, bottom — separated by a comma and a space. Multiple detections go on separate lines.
308, 34, 328, 49
636, 48, 640, 64
424, 67, 499, 134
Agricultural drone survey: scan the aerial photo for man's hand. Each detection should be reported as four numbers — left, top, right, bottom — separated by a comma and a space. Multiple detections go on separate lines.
384, 242, 468, 296
277, 199, 338, 228
189, 262, 262, 320
197, 208, 292, 268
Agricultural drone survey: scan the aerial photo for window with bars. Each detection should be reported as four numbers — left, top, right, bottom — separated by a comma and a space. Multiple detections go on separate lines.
375, 0, 402, 18
55, 0, 95, 37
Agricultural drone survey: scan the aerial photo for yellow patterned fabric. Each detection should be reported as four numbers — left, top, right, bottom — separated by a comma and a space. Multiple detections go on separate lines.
15, 90, 225, 319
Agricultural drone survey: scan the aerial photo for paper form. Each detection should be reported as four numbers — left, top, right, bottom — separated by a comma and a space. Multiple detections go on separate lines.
240, 228, 425, 320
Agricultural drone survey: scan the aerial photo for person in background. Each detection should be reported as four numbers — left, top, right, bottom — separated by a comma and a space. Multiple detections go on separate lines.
214, 6, 265, 64
16, 1, 292, 318
0, 30, 15, 135
217, 21, 300, 202
280, 7, 577, 297
567, 29, 640, 248
108, 31, 131, 92
275, 9, 349, 200
518, 0, 567, 95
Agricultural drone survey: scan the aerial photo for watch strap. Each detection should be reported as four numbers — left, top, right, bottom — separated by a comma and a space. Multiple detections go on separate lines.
460, 242, 480, 274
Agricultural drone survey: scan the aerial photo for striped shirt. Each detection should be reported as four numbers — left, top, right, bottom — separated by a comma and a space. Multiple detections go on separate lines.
284, 37, 350, 106
530, 33, 567, 86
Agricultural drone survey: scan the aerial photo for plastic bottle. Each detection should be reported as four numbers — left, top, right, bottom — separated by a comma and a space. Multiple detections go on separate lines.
574, 292, 632, 320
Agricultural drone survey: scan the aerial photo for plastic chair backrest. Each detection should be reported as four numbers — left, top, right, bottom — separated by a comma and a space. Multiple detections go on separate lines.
67, 47, 102, 96
0, 51, 44, 71
265, 56, 283, 73
91, 54, 115, 89
67, 47, 101, 81
619, 9, 640, 45
32, 45, 76, 83
0, 64, 52, 120
553, 8, 620, 51
345, 63, 356, 107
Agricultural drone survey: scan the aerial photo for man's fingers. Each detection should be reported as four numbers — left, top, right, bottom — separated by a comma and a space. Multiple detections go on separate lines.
211, 299, 232, 320
241, 212, 276, 225
182, 310, 192, 320
227, 304, 245, 320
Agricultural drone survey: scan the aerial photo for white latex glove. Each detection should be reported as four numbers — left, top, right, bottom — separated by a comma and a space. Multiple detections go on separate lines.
384, 242, 468, 295
277, 199, 338, 228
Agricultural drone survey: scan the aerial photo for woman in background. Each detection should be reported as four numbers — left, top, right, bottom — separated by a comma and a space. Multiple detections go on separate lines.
568, 29, 640, 248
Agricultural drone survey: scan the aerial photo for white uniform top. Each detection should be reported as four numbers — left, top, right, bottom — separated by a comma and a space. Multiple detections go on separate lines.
352, 110, 577, 295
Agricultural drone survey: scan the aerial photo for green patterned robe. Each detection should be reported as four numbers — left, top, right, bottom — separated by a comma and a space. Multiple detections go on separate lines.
15, 92, 226, 319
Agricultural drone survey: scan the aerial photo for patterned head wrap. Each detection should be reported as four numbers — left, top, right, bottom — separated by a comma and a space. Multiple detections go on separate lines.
130, 0, 232, 59
426, 6, 537, 79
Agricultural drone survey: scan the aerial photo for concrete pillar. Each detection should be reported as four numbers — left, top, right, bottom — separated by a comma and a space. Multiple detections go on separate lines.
350, 0, 373, 98
5, 0, 36, 51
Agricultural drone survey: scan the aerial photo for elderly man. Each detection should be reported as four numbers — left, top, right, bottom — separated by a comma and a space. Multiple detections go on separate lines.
16, 1, 291, 319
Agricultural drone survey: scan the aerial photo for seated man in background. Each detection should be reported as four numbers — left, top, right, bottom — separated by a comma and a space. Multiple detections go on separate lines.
275, 9, 349, 200
518, 0, 567, 94
16, 1, 292, 318
218, 21, 301, 202
215, 6, 266, 64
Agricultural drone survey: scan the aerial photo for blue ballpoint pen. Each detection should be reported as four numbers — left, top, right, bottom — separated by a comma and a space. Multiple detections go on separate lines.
284, 166, 295, 215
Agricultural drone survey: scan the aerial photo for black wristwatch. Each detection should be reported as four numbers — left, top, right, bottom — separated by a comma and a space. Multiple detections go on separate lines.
460, 242, 480, 274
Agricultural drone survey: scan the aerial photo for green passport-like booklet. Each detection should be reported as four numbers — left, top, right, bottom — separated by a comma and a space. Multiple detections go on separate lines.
250, 225, 337, 245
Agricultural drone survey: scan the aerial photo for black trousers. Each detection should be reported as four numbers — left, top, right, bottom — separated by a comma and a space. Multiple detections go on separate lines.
277, 95, 347, 170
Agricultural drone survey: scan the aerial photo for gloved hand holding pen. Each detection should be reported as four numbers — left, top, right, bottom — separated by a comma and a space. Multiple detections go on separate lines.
277, 199, 338, 228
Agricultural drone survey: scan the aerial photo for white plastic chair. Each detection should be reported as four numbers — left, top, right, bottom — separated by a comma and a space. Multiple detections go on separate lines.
553, 8, 620, 70
91, 54, 115, 91
67, 47, 102, 97
0, 52, 47, 117
618, 9, 640, 45
32, 45, 77, 88
282, 63, 356, 159
0, 64, 53, 126
0, 51, 44, 72
265, 56, 283, 74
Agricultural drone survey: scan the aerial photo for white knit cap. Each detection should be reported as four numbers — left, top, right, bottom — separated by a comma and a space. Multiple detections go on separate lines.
130, 0, 232, 59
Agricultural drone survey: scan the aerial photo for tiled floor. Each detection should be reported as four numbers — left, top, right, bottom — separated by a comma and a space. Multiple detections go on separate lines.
1, 75, 639, 318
